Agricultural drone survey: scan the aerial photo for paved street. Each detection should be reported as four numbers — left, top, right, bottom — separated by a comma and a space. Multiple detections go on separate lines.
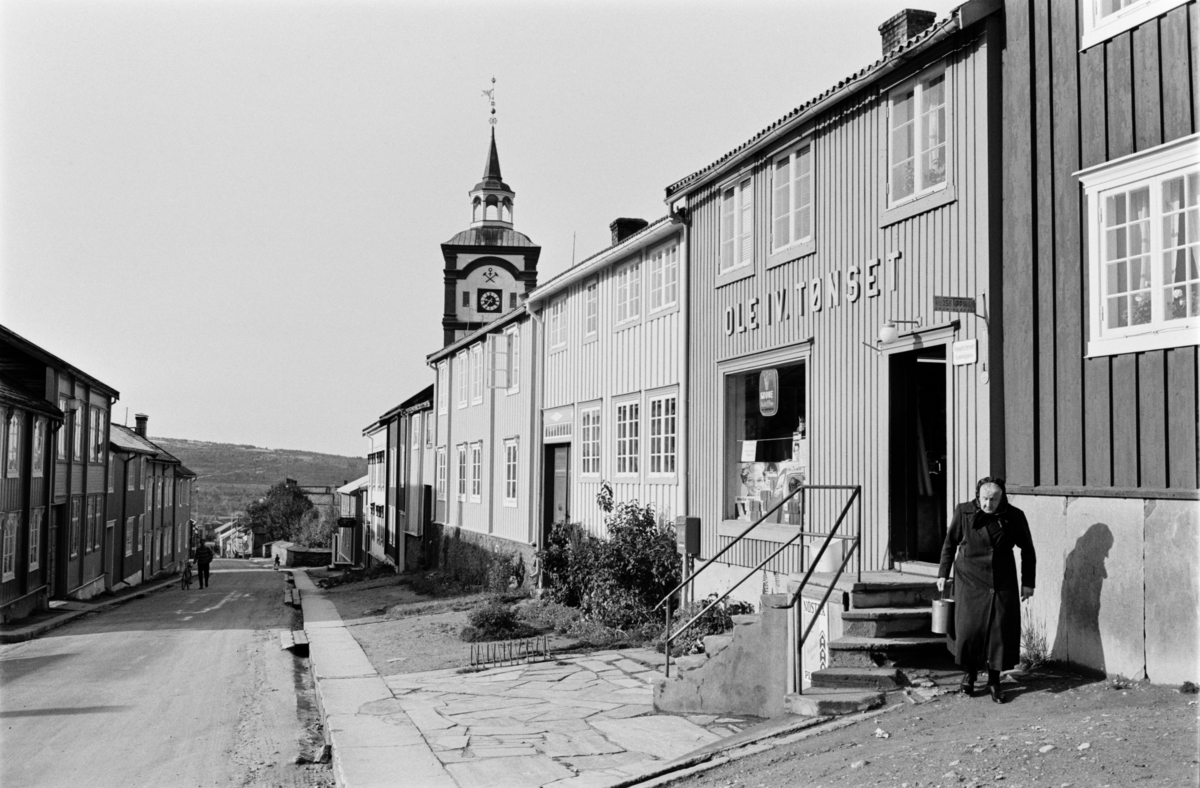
0, 560, 329, 788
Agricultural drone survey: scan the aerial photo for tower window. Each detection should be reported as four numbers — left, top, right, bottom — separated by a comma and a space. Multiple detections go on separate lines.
509, 293, 517, 309
485, 197, 499, 221
463, 291, 470, 307
502, 198, 513, 222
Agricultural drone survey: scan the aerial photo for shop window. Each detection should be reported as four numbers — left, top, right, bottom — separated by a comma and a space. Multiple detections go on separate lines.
1081, 138, 1199, 356
726, 361, 808, 523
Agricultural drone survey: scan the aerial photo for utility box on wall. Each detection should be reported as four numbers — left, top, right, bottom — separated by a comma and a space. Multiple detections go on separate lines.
676, 516, 701, 556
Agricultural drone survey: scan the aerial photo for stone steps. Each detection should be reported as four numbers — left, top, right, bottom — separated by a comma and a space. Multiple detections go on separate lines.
828, 635, 952, 668
842, 606, 933, 637
785, 687, 885, 716
810, 666, 907, 691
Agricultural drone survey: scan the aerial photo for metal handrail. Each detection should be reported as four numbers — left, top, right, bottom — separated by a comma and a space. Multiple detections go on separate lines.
659, 484, 861, 677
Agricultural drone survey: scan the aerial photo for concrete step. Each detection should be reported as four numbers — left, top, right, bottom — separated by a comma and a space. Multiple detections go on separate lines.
842, 607, 933, 637
828, 635, 952, 668
673, 653, 709, 673
791, 571, 939, 610
702, 634, 734, 657
810, 666, 907, 691
851, 584, 938, 609
785, 687, 885, 716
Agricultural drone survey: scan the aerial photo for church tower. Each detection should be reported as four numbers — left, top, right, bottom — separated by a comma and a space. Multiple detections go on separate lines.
441, 130, 541, 346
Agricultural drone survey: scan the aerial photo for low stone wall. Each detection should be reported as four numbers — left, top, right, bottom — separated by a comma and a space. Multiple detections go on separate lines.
1012, 494, 1198, 685
422, 522, 537, 590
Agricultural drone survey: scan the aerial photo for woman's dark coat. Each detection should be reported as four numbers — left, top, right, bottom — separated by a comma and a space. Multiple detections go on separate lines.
938, 500, 1036, 671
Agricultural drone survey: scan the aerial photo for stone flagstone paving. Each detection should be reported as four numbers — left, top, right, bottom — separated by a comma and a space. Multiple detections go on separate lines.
381, 648, 758, 788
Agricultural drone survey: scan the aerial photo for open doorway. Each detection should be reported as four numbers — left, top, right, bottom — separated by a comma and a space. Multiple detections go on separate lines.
543, 444, 571, 535
888, 345, 948, 564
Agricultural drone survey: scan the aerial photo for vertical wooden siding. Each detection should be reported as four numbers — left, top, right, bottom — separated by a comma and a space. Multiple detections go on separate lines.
687, 35, 996, 573
1002, 0, 1199, 491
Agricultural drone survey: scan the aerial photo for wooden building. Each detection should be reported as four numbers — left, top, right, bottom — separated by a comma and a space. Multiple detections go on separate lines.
376, 385, 434, 571
333, 475, 367, 567
0, 325, 118, 603
107, 423, 155, 587
1000, 0, 1198, 683
526, 216, 687, 541
668, 3, 1005, 601
362, 421, 390, 567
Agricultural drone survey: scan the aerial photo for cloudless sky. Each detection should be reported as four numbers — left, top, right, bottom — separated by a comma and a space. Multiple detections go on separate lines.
1, 0, 962, 457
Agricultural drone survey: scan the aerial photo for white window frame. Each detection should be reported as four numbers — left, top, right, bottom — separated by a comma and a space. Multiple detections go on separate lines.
549, 299, 567, 349
5, 412, 18, 478
1079, 136, 1200, 357
456, 351, 468, 409
648, 394, 678, 477
506, 327, 521, 394
436, 447, 447, 500
1, 513, 15, 581
125, 516, 135, 557
437, 362, 448, 414
425, 410, 434, 447
1081, 0, 1189, 50
57, 397, 68, 460
470, 442, 483, 502
31, 418, 45, 478
648, 244, 679, 313
584, 280, 599, 337
615, 260, 642, 325
888, 65, 949, 207
92, 409, 106, 463
615, 399, 640, 477
772, 142, 814, 254
471, 345, 484, 405
456, 444, 467, 501
29, 508, 42, 570
503, 439, 518, 507
719, 176, 754, 273
580, 406, 601, 476
69, 499, 80, 558
411, 414, 421, 451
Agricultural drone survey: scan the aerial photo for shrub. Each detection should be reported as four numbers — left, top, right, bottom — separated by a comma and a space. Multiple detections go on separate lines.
539, 521, 600, 608
459, 600, 537, 642
515, 598, 581, 633
1020, 607, 1050, 671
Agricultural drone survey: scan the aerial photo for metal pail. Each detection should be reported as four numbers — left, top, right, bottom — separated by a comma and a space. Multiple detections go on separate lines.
931, 598, 954, 635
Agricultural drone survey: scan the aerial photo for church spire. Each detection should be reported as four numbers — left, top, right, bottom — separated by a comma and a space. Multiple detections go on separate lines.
469, 129, 515, 228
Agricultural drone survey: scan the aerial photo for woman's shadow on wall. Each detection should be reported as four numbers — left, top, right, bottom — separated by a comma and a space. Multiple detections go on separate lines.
1050, 522, 1115, 677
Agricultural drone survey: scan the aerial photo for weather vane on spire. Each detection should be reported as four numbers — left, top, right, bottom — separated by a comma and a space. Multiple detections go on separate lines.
482, 77, 497, 126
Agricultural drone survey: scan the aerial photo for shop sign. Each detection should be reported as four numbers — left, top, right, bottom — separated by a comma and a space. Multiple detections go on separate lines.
723, 252, 904, 336
800, 596, 828, 688
935, 295, 977, 313
759, 369, 779, 417
952, 339, 978, 366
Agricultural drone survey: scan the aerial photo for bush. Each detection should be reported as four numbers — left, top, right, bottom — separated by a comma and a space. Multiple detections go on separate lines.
539, 521, 601, 608
460, 599, 538, 642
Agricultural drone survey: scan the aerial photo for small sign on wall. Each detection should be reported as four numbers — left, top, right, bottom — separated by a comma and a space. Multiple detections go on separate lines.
740, 440, 758, 462
759, 369, 779, 417
952, 339, 978, 366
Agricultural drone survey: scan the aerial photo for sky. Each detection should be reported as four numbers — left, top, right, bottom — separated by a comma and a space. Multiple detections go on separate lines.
0, 0, 962, 457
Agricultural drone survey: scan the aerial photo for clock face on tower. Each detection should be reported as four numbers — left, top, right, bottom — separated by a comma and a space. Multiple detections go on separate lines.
477, 288, 502, 313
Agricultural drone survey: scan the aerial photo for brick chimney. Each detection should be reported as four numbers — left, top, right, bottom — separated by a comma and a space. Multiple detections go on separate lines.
610, 218, 649, 246
134, 413, 148, 437
879, 9, 936, 56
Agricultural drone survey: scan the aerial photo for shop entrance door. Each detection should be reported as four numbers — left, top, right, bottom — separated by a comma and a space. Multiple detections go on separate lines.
543, 445, 571, 533
888, 346, 948, 564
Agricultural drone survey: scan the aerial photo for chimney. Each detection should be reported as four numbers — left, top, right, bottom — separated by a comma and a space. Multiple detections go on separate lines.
134, 413, 148, 437
879, 9, 936, 56
610, 218, 649, 246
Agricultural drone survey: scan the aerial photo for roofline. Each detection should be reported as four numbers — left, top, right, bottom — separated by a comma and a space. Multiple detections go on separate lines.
0, 324, 120, 398
379, 384, 435, 422
664, 0, 996, 201
426, 305, 529, 365
525, 216, 679, 311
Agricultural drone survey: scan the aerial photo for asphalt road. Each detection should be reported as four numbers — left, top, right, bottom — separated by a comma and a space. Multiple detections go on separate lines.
0, 560, 331, 788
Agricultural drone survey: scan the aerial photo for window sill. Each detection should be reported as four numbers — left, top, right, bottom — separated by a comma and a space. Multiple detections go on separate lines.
614, 317, 642, 334
881, 185, 956, 228
767, 241, 815, 270
1080, 0, 1189, 50
1086, 326, 1199, 357
647, 302, 681, 321
582, 332, 599, 346
644, 474, 678, 485
502, 500, 518, 508
718, 519, 803, 544
715, 265, 755, 289
549, 344, 568, 354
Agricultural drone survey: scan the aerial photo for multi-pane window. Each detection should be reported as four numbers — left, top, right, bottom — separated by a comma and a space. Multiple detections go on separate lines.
456, 445, 467, 500
549, 299, 567, 348
649, 395, 678, 475
506, 327, 520, 393
126, 516, 135, 556
471, 345, 484, 404
107, 452, 114, 493
580, 407, 601, 475
584, 281, 599, 337
127, 455, 136, 491
57, 397, 68, 459
1083, 0, 1188, 49
1082, 140, 1199, 355
85, 496, 96, 553
436, 447, 447, 500
412, 414, 421, 450
772, 143, 813, 252
425, 410, 434, 447
137, 514, 144, 552
470, 442, 482, 502
720, 177, 753, 272
457, 352, 469, 408
437, 362, 448, 414
615, 401, 640, 475
648, 245, 679, 312
90, 410, 106, 462
72, 405, 83, 461
70, 498, 81, 557
889, 68, 947, 204
616, 262, 642, 324
1, 513, 15, 581
5, 412, 19, 477
32, 418, 45, 478
29, 508, 42, 570
504, 439, 518, 505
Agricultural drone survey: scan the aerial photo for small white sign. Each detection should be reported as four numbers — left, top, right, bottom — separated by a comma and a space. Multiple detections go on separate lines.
740, 440, 758, 462
952, 339, 978, 366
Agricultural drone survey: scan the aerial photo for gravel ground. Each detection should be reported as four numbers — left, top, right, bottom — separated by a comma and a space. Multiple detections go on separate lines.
663, 671, 1199, 788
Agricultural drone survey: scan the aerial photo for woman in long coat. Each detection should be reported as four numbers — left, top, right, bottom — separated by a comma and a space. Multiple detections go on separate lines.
936, 477, 1036, 703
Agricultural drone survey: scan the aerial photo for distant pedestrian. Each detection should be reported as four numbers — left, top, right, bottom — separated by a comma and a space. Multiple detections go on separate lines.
937, 477, 1036, 704
273, 554, 280, 570
181, 560, 193, 591
195, 541, 215, 589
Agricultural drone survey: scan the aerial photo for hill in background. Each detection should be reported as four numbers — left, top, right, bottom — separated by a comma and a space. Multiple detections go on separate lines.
152, 437, 367, 523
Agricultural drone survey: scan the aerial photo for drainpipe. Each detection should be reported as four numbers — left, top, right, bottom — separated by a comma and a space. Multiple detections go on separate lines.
529, 308, 545, 554
672, 201, 691, 607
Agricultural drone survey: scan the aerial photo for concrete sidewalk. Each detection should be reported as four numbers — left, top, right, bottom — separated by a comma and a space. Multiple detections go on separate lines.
293, 571, 773, 788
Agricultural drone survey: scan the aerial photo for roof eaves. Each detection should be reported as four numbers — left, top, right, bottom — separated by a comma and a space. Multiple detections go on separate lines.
426, 305, 528, 365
